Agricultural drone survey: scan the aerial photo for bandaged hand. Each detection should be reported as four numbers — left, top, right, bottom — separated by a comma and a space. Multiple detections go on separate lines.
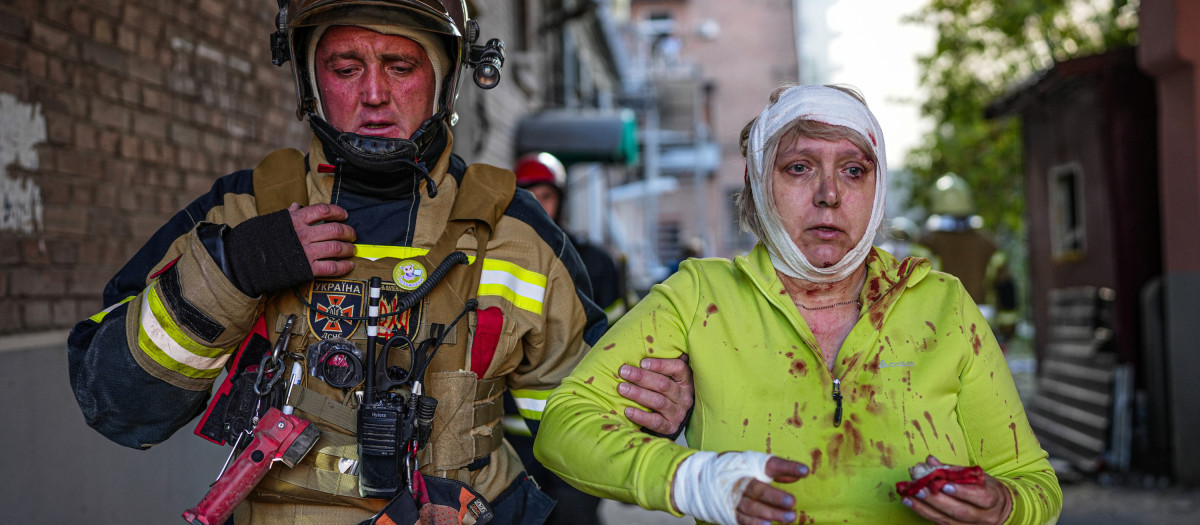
671, 450, 809, 525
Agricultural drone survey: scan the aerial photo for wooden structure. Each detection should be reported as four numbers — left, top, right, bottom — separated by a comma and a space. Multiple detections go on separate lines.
989, 48, 1162, 474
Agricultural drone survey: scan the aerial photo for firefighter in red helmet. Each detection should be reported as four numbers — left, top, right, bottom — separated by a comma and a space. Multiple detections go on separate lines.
514, 152, 629, 319
509, 151, 628, 525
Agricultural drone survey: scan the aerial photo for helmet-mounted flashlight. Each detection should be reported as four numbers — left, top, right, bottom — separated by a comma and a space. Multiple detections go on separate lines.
469, 38, 505, 89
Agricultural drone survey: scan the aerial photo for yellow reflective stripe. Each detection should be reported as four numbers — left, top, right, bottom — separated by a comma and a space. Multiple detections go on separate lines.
510, 388, 553, 421
478, 259, 546, 315
146, 289, 231, 359
356, 246, 548, 314
482, 259, 547, 288
355, 244, 476, 263
501, 414, 533, 437
88, 296, 135, 323
138, 288, 230, 379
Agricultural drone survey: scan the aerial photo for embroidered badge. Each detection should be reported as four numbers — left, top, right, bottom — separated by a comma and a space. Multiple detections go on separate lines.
307, 279, 364, 340
375, 281, 422, 339
393, 259, 427, 291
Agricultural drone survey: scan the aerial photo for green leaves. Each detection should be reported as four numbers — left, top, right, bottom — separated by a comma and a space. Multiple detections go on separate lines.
902, 0, 1138, 245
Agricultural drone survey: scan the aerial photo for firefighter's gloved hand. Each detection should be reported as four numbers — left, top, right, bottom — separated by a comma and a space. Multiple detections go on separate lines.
289, 202, 357, 277
671, 450, 809, 525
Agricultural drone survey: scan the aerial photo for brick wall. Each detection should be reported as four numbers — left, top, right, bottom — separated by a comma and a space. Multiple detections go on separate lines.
0, 0, 310, 335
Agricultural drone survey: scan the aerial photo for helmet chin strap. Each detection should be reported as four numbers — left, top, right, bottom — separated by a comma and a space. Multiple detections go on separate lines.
308, 112, 444, 198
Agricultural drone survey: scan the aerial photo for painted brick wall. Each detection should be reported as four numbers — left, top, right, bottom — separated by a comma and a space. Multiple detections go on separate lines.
0, 1, 311, 335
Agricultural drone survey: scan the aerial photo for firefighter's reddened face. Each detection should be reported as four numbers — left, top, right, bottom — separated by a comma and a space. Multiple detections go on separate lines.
314, 25, 436, 139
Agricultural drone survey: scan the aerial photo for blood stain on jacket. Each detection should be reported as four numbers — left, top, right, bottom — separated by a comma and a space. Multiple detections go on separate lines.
873, 440, 895, 468
866, 353, 881, 373
912, 420, 931, 449
970, 323, 982, 354
786, 402, 804, 428
1010, 421, 1020, 460
789, 359, 808, 377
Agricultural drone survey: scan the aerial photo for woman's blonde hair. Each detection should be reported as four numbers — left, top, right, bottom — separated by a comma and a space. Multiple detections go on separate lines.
734, 84, 876, 241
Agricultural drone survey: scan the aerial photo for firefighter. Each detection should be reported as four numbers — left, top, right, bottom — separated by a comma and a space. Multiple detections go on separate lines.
920, 173, 1018, 343
507, 151, 629, 525
514, 152, 631, 322
66, 2, 687, 523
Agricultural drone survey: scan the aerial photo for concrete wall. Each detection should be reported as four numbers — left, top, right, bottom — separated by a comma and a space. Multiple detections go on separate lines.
1, 332, 228, 522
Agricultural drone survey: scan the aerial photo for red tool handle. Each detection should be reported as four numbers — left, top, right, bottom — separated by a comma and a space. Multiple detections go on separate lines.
182, 408, 306, 525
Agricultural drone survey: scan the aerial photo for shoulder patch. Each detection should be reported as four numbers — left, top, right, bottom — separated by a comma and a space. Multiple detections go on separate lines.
307, 279, 365, 340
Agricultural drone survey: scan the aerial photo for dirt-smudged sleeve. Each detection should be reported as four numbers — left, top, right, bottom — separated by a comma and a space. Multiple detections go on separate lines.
534, 268, 701, 515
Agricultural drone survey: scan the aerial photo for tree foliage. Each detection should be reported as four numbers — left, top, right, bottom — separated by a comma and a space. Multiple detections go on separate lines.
902, 0, 1140, 244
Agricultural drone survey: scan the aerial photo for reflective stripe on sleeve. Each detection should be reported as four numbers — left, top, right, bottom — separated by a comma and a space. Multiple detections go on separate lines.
137, 286, 232, 379
510, 388, 553, 421
478, 259, 547, 315
87, 296, 135, 323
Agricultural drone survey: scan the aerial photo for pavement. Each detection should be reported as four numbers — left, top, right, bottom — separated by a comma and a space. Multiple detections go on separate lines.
1057, 476, 1200, 525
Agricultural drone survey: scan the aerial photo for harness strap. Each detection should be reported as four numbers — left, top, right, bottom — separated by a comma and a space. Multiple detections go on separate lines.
418, 375, 506, 471
285, 385, 357, 435
261, 430, 364, 500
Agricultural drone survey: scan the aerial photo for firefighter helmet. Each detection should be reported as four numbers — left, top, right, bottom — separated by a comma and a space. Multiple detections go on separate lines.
270, 0, 505, 123
514, 152, 567, 190
929, 173, 975, 216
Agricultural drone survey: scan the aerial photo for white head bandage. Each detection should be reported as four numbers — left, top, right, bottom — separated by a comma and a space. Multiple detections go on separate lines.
307, 24, 450, 124
746, 85, 887, 283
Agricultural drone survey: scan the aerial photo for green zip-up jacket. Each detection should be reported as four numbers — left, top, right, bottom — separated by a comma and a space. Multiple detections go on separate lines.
535, 244, 1060, 524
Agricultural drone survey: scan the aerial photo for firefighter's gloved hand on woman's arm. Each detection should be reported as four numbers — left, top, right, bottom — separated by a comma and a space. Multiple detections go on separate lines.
671, 450, 809, 525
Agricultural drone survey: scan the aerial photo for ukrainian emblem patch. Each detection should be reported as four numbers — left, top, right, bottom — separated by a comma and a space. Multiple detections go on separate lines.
307, 279, 364, 340
393, 259, 427, 291
375, 282, 423, 339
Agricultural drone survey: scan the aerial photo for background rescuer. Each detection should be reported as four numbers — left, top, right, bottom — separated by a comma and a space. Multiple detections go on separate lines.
65, 1, 650, 523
